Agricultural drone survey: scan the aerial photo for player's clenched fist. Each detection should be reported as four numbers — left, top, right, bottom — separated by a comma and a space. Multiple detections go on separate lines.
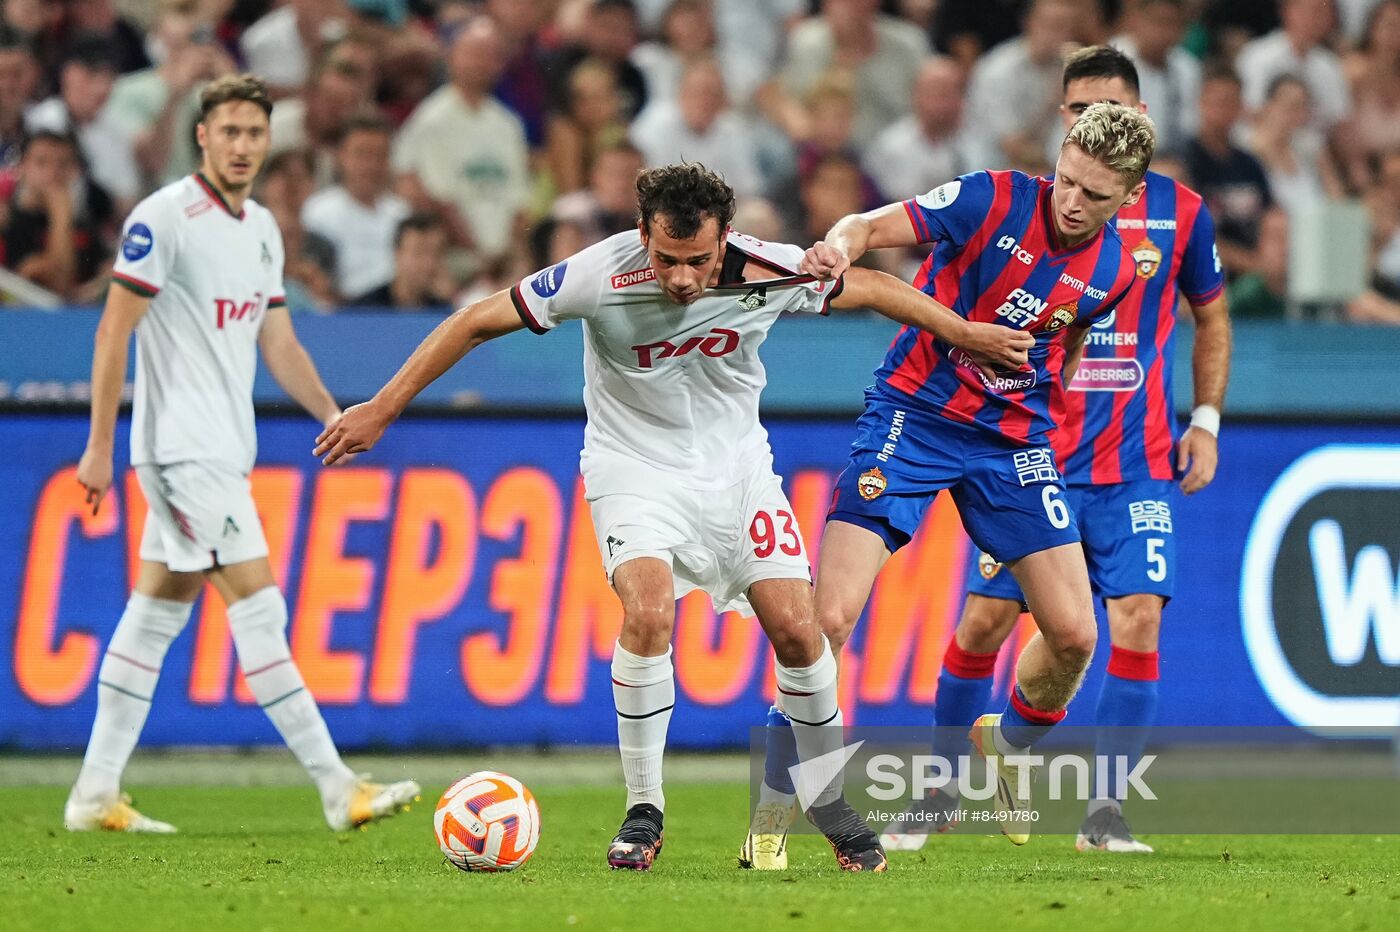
960, 323, 1034, 373
800, 242, 849, 281
315, 402, 390, 465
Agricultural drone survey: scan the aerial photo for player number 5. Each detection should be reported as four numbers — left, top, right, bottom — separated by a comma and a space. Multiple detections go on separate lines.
1147, 538, 1167, 582
1041, 486, 1071, 530
751, 509, 802, 558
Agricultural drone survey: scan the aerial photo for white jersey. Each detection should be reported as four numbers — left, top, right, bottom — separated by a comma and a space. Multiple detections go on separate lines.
510, 229, 842, 495
112, 174, 286, 474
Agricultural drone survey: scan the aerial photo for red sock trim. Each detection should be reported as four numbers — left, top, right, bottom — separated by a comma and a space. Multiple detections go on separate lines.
1010, 686, 1067, 724
1106, 646, 1160, 681
942, 639, 998, 679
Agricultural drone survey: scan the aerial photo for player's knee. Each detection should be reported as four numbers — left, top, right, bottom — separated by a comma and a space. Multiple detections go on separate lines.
621, 599, 674, 642
814, 598, 858, 653
958, 599, 1018, 653
767, 614, 822, 668
1045, 621, 1096, 671
1109, 596, 1162, 651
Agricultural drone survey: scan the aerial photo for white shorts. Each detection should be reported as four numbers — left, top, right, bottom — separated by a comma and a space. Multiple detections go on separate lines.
587, 459, 811, 616
135, 462, 269, 573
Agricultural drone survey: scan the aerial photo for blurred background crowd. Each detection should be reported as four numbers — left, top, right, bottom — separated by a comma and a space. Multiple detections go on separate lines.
1, 0, 1398, 322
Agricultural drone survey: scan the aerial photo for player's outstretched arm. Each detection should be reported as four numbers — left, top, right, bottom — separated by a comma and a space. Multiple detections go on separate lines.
78, 284, 151, 515
1178, 293, 1232, 495
800, 202, 920, 282
314, 289, 526, 465
836, 267, 1033, 373
259, 306, 342, 427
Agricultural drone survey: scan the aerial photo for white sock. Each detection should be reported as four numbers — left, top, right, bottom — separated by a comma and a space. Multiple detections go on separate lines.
775, 638, 845, 809
73, 594, 193, 802
228, 586, 354, 800
612, 641, 674, 812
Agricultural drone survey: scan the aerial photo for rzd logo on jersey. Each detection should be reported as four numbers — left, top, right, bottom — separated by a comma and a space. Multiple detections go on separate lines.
1241, 445, 1400, 733
214, 292, 265, 328
632, 328, 739, 368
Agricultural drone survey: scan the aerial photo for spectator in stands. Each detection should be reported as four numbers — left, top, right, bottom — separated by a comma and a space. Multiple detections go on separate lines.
1242, 74, 1342, 213
1227, 206, 1290, 318
394, 15, 530, 282
549, 0, 649, 122
0, 26, 38, 170
934, 0, 1032, 72
774, 0, 929, 150
1340, 0, 1400, 190
303, 115, 410, 302
1185, 66, 1275, 274
269, 35, 379, 186
550, 141, 645, 246
25, 37, 140, 213
1368, 149, 1400, 299
352, 213, 454, 311
1237, 0, 1351, 132
104, 0, 234, 188
241, 0, 351, 98
257, 149, 338, 312
712, 0, 804, 107
798, 152, 868, 251
792, 73, 882, 208
60, 0, 150, 76
963, 0, 1077, 172
546, 58, 630, 195
631, 0, 716, 115
1112, 0, 1200, 157
630, 57, 763, 197
862, 55, 971, 202
2, 130, 112, 302
490, 0, 553, 147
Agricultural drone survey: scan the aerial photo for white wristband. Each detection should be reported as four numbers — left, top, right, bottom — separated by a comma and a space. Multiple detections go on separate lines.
1189, 405, 1220, 438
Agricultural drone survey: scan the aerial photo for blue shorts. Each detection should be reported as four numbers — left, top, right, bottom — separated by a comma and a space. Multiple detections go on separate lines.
967, 478, 1177, 603
827, 386, 1081, 563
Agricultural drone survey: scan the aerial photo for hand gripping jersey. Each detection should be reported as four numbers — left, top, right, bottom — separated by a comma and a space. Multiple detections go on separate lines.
112, 174, 286, 474
1051, 170, 1226, 485
879, 170, 1138, 447
509, 230, 842, 495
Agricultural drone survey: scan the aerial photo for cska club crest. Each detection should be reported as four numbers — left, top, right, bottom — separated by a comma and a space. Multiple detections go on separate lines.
1046, 302, 1078, 331
1133, 238, 1162, 279
978, 551, 1003, 579
857, 467, 887, 501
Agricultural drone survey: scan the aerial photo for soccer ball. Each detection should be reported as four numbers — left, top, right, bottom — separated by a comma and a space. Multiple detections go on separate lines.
434, 771, 541, 872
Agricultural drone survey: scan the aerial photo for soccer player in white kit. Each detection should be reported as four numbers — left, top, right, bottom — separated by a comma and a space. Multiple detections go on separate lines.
67, 75, 419, 834
316, 164, 1032, 871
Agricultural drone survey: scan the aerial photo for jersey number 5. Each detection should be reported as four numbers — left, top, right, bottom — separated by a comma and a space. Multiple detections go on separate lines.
751, 510, 802, 558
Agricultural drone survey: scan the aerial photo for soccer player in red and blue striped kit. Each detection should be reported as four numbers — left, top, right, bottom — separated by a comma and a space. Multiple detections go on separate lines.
883, 47, 1232, 856
741, 102, 1157, 869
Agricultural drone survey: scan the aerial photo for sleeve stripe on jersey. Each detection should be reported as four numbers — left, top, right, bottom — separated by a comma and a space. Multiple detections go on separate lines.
510, 283, 548, 334
902, 199, 932, 241
1184, 280, 1225, 308
268, 295, 287, 309
819, 275, 846, 316
112, 271, 159, 297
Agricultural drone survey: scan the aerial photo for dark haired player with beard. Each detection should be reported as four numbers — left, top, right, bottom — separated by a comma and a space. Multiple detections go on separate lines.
317, 162, 1032, 872
70, 75, 420, 834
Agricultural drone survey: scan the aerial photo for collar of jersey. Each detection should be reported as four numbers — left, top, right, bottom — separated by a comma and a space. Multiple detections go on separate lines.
1039, 175, 1101, 262
194, 172, 245, 220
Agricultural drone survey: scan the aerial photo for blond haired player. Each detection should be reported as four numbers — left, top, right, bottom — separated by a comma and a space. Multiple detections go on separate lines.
68, 75, 418, 834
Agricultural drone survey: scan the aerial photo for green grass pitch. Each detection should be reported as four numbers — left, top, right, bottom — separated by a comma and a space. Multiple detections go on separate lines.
2, 756, 1397, 932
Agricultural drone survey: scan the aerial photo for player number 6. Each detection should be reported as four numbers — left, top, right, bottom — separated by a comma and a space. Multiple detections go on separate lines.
1041, 486, 1071, 530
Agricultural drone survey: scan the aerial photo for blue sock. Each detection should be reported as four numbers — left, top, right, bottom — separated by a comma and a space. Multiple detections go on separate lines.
762, 705, 797, 794
999, 685, 1067, 750
1093, 648, 1159, 805
932, 667, 994, 775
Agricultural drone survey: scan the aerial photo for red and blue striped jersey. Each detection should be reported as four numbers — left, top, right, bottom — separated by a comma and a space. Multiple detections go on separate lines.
877, 170, 1138, 447
1050, 171, 1225, 485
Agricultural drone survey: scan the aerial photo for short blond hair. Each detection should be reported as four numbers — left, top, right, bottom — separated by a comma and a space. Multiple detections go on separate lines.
1062, 102, 1155, 188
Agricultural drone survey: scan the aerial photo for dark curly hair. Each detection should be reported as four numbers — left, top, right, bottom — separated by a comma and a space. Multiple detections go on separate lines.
636, 163, 736, 241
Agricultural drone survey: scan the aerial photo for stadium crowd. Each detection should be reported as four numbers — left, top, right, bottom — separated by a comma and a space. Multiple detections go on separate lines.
1, 0, 1398, 322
